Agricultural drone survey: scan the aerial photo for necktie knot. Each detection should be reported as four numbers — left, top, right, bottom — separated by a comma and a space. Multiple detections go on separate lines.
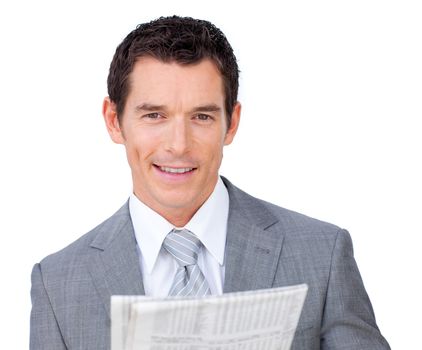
163, 229, 201, 267
163, 228, 211, 296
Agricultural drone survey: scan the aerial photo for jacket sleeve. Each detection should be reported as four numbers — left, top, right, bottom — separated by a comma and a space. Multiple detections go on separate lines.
30, 263, 67, 350
321, 229, 390, 349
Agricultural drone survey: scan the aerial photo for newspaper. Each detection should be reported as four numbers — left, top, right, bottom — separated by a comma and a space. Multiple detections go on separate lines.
112, 284, 308, 350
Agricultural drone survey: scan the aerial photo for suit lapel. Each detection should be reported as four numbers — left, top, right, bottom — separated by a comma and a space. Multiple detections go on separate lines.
222, 178, 285, 293
84, 178, 285, 314
87, 202, 145, 317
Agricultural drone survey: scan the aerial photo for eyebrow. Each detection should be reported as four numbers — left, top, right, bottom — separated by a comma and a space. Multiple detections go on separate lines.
134, 103, 222, 114
190, 104, 222, 113
135, 103, 167, 112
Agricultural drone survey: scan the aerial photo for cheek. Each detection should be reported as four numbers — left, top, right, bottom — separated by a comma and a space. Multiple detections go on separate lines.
202, 138, 225, 165
124, 144, 142, 172
194, 127, 226, 153
124, 139, 151, 169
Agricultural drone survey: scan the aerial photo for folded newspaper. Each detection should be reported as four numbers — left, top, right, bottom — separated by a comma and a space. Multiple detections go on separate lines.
112, 283, 308, 350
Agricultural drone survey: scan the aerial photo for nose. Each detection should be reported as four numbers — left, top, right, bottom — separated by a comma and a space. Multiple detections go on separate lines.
165, 117, 192, 156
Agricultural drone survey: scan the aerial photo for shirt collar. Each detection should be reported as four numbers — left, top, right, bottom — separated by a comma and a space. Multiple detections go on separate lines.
129, 193, 173, 274
129, 176, 229, 274
184, 177, 228, 266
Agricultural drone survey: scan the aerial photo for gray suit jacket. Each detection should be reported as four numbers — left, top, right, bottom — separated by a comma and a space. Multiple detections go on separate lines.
30, 178, 390, 349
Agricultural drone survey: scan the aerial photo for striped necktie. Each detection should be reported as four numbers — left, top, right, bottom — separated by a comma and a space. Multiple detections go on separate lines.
163, 228, 211, 297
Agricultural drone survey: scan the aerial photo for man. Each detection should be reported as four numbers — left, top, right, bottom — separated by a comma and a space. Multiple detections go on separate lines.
30, 16, 390, 349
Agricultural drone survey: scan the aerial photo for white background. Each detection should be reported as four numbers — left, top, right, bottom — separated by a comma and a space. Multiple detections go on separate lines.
1, 0, 421, 348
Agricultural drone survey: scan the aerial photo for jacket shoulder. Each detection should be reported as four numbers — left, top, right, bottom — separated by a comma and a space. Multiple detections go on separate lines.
262, 198, 342, 236
224, 177, 343, 238
37, 201, 131, 274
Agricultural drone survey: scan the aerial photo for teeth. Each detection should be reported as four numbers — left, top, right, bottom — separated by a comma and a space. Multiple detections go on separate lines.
159, 166, 194, 174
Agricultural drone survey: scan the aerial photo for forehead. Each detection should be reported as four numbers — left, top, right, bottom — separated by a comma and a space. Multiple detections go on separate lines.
126, 57, 225, 107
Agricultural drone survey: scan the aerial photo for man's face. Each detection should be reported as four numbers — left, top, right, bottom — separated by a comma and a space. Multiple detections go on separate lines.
103, 57, 240, 224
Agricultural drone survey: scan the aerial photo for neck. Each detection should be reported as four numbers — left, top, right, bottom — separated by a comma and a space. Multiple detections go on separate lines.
132, 189, 215, 228
160, 209, 197, 227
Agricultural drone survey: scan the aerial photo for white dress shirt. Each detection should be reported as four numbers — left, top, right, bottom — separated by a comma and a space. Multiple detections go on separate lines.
129, 176, 229, 297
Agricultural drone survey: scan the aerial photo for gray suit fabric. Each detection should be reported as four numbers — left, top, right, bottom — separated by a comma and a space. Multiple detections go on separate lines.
30, 178, 390, 349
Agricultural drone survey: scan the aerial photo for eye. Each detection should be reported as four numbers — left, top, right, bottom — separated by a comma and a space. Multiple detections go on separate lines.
143, 112, 161, 119
195, 114, 212, 121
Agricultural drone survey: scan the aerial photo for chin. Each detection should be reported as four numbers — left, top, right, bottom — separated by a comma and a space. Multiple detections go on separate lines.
160, 196, 193, 209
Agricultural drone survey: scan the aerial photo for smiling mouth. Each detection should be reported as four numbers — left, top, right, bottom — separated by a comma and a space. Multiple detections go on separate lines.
154, 165, 197, 174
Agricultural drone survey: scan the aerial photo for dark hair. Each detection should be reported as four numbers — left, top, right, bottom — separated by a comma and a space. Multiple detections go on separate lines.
107, 16, 239, 126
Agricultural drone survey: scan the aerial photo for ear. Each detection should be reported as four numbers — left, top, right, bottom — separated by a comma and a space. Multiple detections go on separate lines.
102, 97, 125, 144
224, 102, 241, 146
